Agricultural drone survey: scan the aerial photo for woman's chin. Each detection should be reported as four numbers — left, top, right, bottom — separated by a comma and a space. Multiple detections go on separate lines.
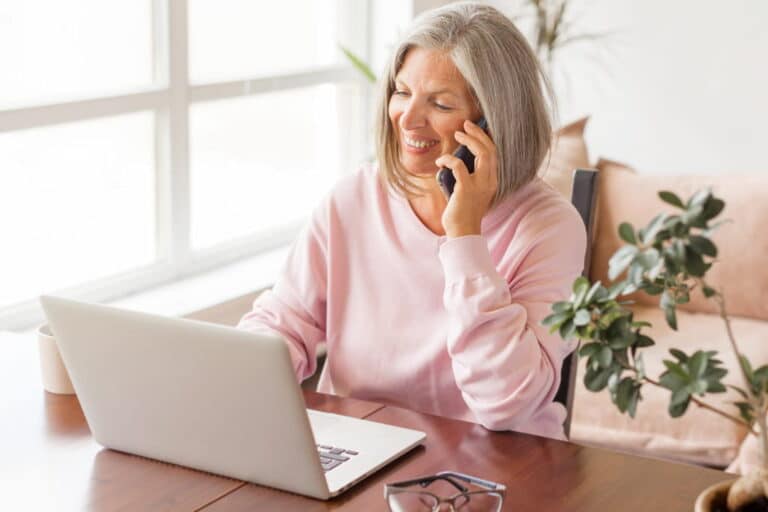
401, 160, 439, 177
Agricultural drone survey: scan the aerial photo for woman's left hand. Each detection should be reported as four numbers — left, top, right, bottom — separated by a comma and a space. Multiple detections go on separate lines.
435, 119, 499, 238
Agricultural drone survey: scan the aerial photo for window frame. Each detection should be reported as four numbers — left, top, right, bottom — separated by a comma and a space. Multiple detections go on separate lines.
0, 0, 372, 330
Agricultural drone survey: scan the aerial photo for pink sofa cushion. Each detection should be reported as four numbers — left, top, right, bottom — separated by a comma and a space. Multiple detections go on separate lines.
570, 305, 768, 467
591, 165, 768, 321
538, 116, 591, 198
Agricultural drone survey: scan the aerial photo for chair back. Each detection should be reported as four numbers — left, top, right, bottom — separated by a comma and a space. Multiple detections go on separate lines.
554, 168, 598, 437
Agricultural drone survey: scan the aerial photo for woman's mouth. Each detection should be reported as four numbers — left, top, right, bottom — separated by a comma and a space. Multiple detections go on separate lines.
403, 135, 439, 153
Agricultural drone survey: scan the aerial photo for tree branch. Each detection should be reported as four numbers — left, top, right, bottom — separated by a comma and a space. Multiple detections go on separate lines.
707, 283, 768, 468
643, 376, 756, 435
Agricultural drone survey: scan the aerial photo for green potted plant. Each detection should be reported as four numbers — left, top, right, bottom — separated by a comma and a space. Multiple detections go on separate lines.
543, 189, 768, 511
338, 0, 610, 87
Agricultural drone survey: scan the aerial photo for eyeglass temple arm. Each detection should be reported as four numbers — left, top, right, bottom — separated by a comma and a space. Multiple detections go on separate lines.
435, 471, 506, 491
387, 474, 469, 493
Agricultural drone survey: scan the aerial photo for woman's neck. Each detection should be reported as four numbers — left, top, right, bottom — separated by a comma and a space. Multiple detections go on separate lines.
407, 175, 448, 236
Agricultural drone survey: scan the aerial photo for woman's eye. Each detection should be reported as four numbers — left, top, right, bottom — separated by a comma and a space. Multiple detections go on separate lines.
393, 90, 410, 97
434, 103, 452, 111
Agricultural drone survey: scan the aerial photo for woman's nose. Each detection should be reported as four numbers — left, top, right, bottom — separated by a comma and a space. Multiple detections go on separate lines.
399, 101, 427, 130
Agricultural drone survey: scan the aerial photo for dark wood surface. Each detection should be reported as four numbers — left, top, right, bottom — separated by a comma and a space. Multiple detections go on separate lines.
205, 405, 729, 511
0, 331, 379, 511
1, 331, 729, 511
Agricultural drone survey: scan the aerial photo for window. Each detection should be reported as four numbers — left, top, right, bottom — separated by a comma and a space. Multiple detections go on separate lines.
0, 1, 370, 330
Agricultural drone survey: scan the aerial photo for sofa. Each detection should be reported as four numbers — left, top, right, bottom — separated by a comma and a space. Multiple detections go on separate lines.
541, 120, 768, 470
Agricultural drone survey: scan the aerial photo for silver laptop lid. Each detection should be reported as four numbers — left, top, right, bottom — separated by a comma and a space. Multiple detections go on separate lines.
40, 295, 330, 499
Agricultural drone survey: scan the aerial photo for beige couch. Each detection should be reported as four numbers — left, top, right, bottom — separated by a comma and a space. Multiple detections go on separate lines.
561, 161, 768, 469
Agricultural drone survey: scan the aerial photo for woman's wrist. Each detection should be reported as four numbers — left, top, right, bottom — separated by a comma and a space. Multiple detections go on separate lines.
445, 221, 482, 238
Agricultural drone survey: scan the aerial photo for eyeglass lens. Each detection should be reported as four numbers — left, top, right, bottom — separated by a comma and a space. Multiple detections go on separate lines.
388, 490, 503, 511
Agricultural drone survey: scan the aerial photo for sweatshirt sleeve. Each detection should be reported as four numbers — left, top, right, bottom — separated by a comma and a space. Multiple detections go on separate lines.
237, 205, 329, 382
438, 206, 586, 432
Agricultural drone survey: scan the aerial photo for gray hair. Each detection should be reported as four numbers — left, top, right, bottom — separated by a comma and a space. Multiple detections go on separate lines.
375, 2, 555, 205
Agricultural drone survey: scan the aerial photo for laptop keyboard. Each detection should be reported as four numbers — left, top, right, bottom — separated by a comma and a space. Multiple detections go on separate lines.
317, 444, 359, 472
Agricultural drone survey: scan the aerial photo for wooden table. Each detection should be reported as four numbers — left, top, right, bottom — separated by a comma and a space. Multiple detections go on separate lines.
1, 331, 729, 511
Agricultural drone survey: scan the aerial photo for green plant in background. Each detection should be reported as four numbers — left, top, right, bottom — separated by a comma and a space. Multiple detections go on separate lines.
543, 190, 768, 510
524, 0, 609, 66
338, 1, 610, 86
338, 45, 377, 84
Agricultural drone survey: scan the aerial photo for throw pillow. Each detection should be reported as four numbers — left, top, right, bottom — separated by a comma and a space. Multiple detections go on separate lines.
539, 116, 591, 198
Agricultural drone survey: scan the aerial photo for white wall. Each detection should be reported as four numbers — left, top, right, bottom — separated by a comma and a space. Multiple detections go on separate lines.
411, 0, 768, 175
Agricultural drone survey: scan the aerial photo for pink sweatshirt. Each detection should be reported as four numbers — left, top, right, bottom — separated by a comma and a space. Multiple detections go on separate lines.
238, 164, 586, 440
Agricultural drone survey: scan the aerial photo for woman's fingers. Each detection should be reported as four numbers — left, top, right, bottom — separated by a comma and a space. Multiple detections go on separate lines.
435, 154, 470, 189
453, 130, 485, 164
436, 118, 497, 195
463, 120, 495, 154
454, 127, 497, 188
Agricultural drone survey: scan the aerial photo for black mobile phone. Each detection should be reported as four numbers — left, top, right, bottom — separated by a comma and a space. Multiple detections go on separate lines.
436, 117, 488, 197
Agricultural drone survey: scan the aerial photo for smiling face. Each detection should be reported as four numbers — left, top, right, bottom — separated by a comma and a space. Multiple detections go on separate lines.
388, 47, 481, 176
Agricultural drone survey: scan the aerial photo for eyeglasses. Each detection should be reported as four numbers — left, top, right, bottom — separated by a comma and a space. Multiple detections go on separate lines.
384, 471, 506, 511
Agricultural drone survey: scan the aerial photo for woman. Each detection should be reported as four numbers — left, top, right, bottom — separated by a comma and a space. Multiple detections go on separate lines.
238, 2, 586, 440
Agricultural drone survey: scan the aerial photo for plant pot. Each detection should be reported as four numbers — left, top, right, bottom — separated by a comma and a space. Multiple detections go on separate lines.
695, 480, 733, 512
695, 479, 768, 512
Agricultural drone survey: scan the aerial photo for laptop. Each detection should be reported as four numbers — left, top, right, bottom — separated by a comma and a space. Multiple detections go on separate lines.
40, 295, 425, 499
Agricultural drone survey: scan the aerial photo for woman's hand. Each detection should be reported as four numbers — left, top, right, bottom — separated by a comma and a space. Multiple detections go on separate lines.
435, 120, 499, 238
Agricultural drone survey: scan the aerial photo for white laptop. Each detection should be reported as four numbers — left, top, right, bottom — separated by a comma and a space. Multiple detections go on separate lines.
40, 295, 425, 500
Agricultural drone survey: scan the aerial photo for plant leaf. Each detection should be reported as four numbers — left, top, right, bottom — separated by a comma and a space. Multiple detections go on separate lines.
690, 378, 708, 395
685, 247, 707, 277
702, 197, 725, 220
659, 371, 686, 392
660, 291, 678, 330
571, 277, 590, 307
635, 353, 646, 380
641, 213, 670, 245
688, 235, 718, 257
669, 348, 688, 362
338, 45, 377, 83
573, 309, 591, 327
659, 190, 685, 208
584, 281, 603, 305
607, 280, 628, 299
597, 346, 613, 368
635, 334, 655, 348
584, 366, 613, 392
578, 342, 603, 358
706, 381, 727, 393
634, 248, 661, 271
662, 360, 689, 382
642, 282, 665, 295
627, 385, 641, 417
618, 222, 636, 244
734, 401, 755, 424
687, 189, 711, 209
688, 351, 708, 379
559, 319, 576, 340
740, 355, 755, 383
608, 245, 639, 280
668, 396, 691, 417
542, 311, 571, 328
729, 385, 749, 399
670, 387, 690, 407
615, 377, 636, 412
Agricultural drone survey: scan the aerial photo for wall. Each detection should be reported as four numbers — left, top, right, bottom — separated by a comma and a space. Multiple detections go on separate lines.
410, 0, 768, 175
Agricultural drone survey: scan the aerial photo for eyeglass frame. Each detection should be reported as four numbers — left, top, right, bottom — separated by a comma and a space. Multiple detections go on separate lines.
384, 471, 506, 511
